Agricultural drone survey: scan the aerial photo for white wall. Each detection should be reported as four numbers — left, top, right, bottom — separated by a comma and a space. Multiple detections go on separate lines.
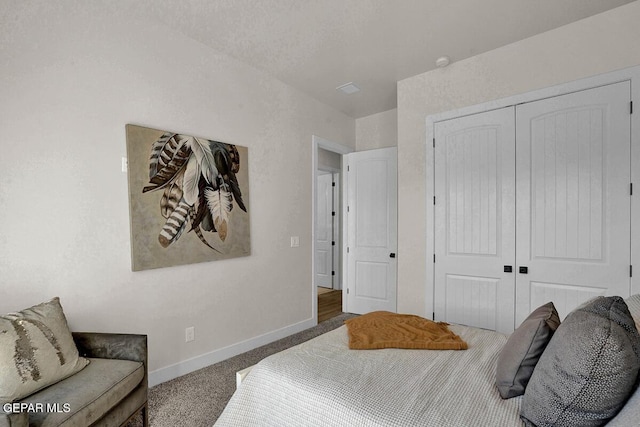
355, 108, 397, 151
0, 1, 354, 383
396, 1, 640, 316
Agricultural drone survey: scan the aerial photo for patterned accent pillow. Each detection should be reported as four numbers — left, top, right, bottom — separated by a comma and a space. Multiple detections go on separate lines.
496, 302, 560, 399
520, 296, 640, 427
0, 297, 89, 404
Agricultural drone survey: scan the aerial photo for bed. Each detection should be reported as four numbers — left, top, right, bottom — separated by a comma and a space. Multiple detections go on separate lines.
214, 296, 640, 427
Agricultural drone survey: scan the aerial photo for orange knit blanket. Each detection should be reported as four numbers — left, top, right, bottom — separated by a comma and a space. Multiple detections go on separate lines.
345, 311, 468, 350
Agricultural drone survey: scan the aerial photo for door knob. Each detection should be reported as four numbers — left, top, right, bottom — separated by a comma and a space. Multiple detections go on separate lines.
519, 266, 528, 274
390, 253, 396, 258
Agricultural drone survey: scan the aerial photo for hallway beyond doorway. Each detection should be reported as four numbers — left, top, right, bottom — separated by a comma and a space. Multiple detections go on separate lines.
318, 287, 342, 323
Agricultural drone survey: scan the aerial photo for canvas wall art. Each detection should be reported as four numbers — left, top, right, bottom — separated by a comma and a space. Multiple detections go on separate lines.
126, 124, 250, 271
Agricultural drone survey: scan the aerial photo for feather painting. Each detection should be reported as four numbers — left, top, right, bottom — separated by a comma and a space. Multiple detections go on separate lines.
126, 125, 250, 271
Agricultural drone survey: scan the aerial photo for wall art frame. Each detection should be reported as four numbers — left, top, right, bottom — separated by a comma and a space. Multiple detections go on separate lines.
126, 124, 250, 271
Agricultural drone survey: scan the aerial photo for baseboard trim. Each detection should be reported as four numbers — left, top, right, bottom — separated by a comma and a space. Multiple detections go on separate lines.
148, 317, 316, 387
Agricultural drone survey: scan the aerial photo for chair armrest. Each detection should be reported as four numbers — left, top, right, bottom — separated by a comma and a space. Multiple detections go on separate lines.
72, 333, 148, 424
72, 333, 147, 369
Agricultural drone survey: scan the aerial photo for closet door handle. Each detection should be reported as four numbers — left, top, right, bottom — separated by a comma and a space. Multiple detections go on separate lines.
390, 253, 396, 258
519, 266, 528, 274
504, 265, 513, 273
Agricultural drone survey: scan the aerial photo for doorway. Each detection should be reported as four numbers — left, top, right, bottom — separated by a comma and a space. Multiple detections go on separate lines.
312, 136, 353, 323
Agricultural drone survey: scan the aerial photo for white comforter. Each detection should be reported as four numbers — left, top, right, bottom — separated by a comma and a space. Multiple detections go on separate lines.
214, 324, 523, 427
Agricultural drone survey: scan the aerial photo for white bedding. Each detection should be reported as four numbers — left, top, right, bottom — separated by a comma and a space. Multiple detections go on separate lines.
214, 324, 523, 427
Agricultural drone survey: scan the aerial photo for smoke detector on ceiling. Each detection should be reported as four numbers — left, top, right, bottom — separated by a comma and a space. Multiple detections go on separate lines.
336, 82, 360, 94
435, 56, 450, 68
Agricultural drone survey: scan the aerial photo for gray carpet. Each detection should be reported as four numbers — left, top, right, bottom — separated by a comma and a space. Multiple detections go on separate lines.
126, 313, 356, 427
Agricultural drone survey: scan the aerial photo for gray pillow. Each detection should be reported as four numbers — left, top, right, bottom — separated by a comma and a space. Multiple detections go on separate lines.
496, 302, 560, 399
520, 296, 640, 427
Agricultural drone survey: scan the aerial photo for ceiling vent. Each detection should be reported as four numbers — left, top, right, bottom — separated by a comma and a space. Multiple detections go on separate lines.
336, 82, 360, 94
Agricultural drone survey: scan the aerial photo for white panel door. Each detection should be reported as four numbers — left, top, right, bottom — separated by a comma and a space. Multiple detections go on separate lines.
515, 82, 631, 324
315, 173, 333, 288
434, 107, 516, 333
345, 147, 397, 314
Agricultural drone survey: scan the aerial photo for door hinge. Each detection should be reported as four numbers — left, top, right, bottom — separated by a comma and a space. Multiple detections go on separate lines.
332, 182, 336, 187
347, 288, 350, 294
347, 247, 350, 253
631, 183, 634, 196
432, 312, 435, 320
347, 165, 350, 172
332, 271, 335, 276
631, 265, 633, 277
433, 254, 436, 263
332, 241, 336, 246
631, 101, 634, 114
332, 211, 336, 216
433, 196, 436, 205
433, 138, 435, 148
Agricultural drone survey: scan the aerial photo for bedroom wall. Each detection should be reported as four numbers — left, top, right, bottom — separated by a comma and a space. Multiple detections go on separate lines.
0, 1, 354, 384
355, 108, 398, 151
396, 1, 640, 316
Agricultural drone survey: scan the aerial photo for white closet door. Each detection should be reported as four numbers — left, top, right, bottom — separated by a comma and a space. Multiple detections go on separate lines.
515, 82, 631, 324
434, 107, 516, 334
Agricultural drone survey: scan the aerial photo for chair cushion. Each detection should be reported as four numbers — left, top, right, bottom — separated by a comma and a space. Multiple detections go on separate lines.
520, 296, 640, 427
21, 358, 143, 427
496, 302, 560, 398
0, 298, 89, 404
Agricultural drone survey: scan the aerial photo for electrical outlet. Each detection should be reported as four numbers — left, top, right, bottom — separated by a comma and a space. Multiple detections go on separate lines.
290, 236, 299, 247
121, 157, 128, 173
185, 326, 195, 342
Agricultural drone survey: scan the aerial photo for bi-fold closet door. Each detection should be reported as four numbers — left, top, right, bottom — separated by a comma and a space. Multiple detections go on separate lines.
434, 82, 631, 334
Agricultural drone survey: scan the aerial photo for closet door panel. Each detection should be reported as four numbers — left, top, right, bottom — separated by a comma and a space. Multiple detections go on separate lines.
529, 281, 605, 319
515, 81, 631, 323
434, 107, 516, 334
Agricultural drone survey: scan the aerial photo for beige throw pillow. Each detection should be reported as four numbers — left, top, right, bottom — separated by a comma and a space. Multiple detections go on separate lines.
0, 297, 89, 404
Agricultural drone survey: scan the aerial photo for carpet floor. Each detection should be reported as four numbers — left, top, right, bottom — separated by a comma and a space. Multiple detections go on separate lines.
126, 313, 356, 427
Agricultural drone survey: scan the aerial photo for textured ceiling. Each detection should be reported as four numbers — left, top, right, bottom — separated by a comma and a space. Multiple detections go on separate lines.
130, 0, 633, 118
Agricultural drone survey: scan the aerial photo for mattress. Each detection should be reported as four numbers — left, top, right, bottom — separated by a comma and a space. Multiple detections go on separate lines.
214, 324, 523, 426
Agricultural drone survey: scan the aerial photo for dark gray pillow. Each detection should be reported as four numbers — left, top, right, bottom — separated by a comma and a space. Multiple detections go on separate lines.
521, 296, 640, 427
496, 302, 560, 399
